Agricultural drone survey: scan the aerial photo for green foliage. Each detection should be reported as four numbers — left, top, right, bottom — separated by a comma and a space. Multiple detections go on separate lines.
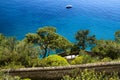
28, 58, 41, 67
15, 41, 39, 67
0, 70, 31, 80
71, 50, 99, 65
62, 69, 119, 80
1, 62, 24, 69
79, 50, 87, 55
22, 78, 31, 80
115, 30, 120, 43
70, 45, 80, 55
71, 56, 84, 65
25, 26, 72, 58
112, 58, 120, 62
0, 34, 40, 68
71, 54, 96, 65
0, 35, 18, 66
101, 57, 112, 62
92, 40, 120, 59
75, 30, 96, 50
40, 55, 69, 67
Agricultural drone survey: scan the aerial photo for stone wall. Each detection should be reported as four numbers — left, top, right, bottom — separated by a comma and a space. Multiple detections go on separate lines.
3, 62, 120, 80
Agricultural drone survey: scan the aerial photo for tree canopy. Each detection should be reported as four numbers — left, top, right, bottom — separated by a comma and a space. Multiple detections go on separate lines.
75, 30, 96, 50
92, 40, 120, 59
0, 34, 39, 68
25, 26, 72, 58
115, 30, 120, 43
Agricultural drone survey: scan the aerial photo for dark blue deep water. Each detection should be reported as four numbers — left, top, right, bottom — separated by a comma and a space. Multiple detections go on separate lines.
0, 0, 120, 41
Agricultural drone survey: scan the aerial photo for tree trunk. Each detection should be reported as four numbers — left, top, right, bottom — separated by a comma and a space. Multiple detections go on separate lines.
43, 47, 47, 58
48, 48, 50, 56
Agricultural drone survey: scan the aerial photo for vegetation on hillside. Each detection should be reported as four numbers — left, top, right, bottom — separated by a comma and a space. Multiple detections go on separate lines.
0, 70, 31, 80
71, 50, 98, 65
62, 69, 119, 80
1, 27, 120, 68
25, 26, 72, 58
0, 33, 40, 68
0, 26, 120, 79
92, 40, 120, 59
40, 55, 69, 67
70, 30, 96, 55
75, 30, 96, 50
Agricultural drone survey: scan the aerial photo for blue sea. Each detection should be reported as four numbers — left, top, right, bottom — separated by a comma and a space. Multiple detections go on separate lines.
0, 0, 120, 41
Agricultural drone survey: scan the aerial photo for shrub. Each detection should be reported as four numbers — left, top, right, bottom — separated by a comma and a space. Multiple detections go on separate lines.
40, 55, 69, 67
1, 62, 24, 69
28, 58, 41, 67
0, 70, 31, 80
0, 34, 40, 68
101, 57, 112, 62
70, 54, 97, 65
71, 56, 84, 65
62, 69, 119, 80
113, 58, 120, 62
92, 40, 120, 59
23, 78, 31, 80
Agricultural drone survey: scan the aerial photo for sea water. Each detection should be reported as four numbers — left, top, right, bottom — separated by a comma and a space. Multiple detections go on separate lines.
0, 0, 120, 41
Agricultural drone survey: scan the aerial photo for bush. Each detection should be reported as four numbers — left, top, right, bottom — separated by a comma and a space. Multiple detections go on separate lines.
0, 34, 40, 68
101, 57, 112, 62
71, 54, 97, 65
0, 70, 31, 80
71, 56, 84, 65
1, 62, 24, 69
40, 55, 69, 67
113, 58, 120, 62
62, 69, 119, 80
28, 58, 41, 67
23, 78, 31, 80
92, 40, 120, 59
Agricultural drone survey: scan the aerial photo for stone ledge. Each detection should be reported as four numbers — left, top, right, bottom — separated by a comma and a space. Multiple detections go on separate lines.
2, 62, 120, 79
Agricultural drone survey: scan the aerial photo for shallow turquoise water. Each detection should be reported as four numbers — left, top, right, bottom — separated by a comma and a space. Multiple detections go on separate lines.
0, 0, 120, 41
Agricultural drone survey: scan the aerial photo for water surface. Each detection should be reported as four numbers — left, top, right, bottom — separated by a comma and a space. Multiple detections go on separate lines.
0, 0, 120, 41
